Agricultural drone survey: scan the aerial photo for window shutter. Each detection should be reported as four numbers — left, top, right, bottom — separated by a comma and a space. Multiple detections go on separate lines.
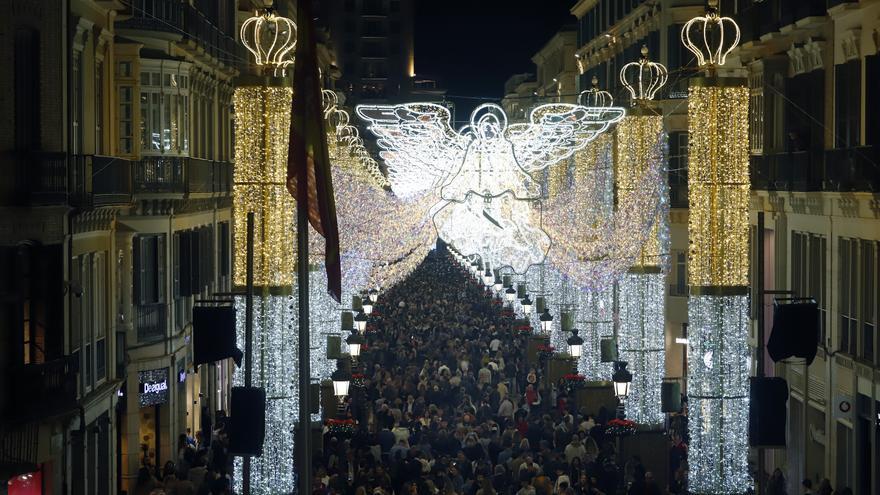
179, 231, 192, 296
133, 236, 143, 305
173, 232, 181, 299
189, 229, 201, 295
157, 234, 166, 303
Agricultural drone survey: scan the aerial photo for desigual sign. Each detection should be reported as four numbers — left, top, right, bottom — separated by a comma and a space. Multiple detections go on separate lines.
138, 368, 170, 408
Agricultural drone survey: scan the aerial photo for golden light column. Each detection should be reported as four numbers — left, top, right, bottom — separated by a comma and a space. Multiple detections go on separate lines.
614, 46, 669, 426
232, 9, 298, 494
232, 83, 295, 289
681, 1, 752, 493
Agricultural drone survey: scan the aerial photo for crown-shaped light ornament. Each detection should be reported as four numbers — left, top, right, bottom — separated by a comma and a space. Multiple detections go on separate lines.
240, 8, 297, 71
620, 45, 668, 104
680, 0, 740, 69
579, 76, 613, 107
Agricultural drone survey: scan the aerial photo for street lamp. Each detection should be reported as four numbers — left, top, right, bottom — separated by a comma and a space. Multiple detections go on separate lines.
521, 294, 533, 314
567, 328, 584, 359
483, 266, 494, 287
368, 288, 379, 303
505, 286, 517, 304
612, 361, 632, 400
331, 361, 351, 402
362, 297, 374, 315
346, 331, 365, 360
539, 307, 553, 333
354, 311, 368, 334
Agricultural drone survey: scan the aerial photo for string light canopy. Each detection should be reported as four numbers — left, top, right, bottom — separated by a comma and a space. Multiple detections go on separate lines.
357, 101, 625, 274
240, 9, 297, 71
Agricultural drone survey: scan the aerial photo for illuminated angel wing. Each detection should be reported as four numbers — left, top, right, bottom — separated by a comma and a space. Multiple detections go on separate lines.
505, 103, 625, 173
356, 103, 469, 199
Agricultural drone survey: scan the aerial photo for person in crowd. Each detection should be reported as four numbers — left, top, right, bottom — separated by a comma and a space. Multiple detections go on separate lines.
305, 249, 685, 495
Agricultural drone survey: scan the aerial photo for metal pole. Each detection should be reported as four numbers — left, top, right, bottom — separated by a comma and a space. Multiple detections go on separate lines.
243, 211, 255, 494
297, 189, 312, 495
756, 211, 765, 495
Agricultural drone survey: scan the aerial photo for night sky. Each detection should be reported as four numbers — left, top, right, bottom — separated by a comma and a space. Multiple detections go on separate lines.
414, 1, 576, 122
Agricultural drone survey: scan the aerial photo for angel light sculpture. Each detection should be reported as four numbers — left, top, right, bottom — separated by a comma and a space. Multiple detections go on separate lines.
357, 101, 625, 273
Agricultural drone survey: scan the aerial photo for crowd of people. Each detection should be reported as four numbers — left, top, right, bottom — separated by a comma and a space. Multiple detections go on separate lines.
313, 248, 681, 495
127, 247, 858, 495
132, 428, 234, 495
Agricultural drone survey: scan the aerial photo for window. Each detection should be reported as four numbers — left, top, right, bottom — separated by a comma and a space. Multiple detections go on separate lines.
839, 238, 858, 355
72, 50, 83, 154
119, 87, 134, 154
792, 232, 828, 345
859, 241, 876, 363
72, 252, 108, 390
219, 222, 230, 279
139, 65, 190, 153
835, 61, 861, 148
749, 70, 764, 154
134, 234, 166, 305
96, 60, 104, 154
14, 27, 40, 151
674, 252, 687, 296
118, 61, 131, 77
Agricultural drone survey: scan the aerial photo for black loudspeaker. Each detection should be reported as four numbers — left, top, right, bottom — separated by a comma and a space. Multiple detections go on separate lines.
768, 301, 819, 365
193, 306, 243, 367
661, 381, 681, 413
749, 377, 788, 447
228, 386, 266, 456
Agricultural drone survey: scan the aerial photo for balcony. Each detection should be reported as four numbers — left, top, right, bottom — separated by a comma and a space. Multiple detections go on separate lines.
132, 156, 232, 196
1, 151, 74, 205
91, 155, 133, 205
182, 4, 237, 67
5, 357, 79, 424
750, 146, 879, 192
136, 303, 167, 343
117, 0, 184, 33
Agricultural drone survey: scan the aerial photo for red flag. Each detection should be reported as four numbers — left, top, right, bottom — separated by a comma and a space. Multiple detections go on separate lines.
288, 0, 342, 302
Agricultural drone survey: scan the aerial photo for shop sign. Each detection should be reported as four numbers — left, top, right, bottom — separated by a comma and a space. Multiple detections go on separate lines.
139, 368, 169, 407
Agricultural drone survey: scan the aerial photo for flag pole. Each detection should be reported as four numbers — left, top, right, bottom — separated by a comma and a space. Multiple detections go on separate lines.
296, 109, 312, 495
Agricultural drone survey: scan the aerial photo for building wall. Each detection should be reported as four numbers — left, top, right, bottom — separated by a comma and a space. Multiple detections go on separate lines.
572, 0, 880, 491
0, 0, 236, 491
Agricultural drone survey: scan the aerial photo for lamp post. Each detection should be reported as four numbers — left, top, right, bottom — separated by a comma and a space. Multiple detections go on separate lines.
612, 361, 632, 419
521, 294, 533, 315
346, 331, 365, 363
539, 307, 553, 334
354, 311, 368, 334
362, 297, 374, 316
368, 288, 379, 303
483, 266, 494, 288
331, 360, 351, 403
567, 329, 584, 372
505, 287, 517, 306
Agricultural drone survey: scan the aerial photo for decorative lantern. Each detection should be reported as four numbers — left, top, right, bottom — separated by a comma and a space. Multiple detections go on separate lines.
612, 361, 632, 399
354, 311, 368, 334
346, 331, 365, 359
539, 307, 553, 333
567, 329, 584, 359
240, 9, 297, 71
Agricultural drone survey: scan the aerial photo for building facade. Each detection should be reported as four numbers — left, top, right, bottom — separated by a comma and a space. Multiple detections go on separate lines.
0, 0, 237, 492
572, 0, 880, 492
532, 29, 579, 104
320, 0, 415, 105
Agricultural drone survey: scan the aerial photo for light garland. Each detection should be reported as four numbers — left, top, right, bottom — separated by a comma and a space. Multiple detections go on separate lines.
240, 10, 297, 71
687, 84, 750, 287
682, 4, 751, 491
617, 272, 665, 425
232, 85, 295, 288
681, 0, 741, 69
686, 294, 751, 494
357, 101, 625, 274
232, 294, 298, 494
619, 46, 668, 103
